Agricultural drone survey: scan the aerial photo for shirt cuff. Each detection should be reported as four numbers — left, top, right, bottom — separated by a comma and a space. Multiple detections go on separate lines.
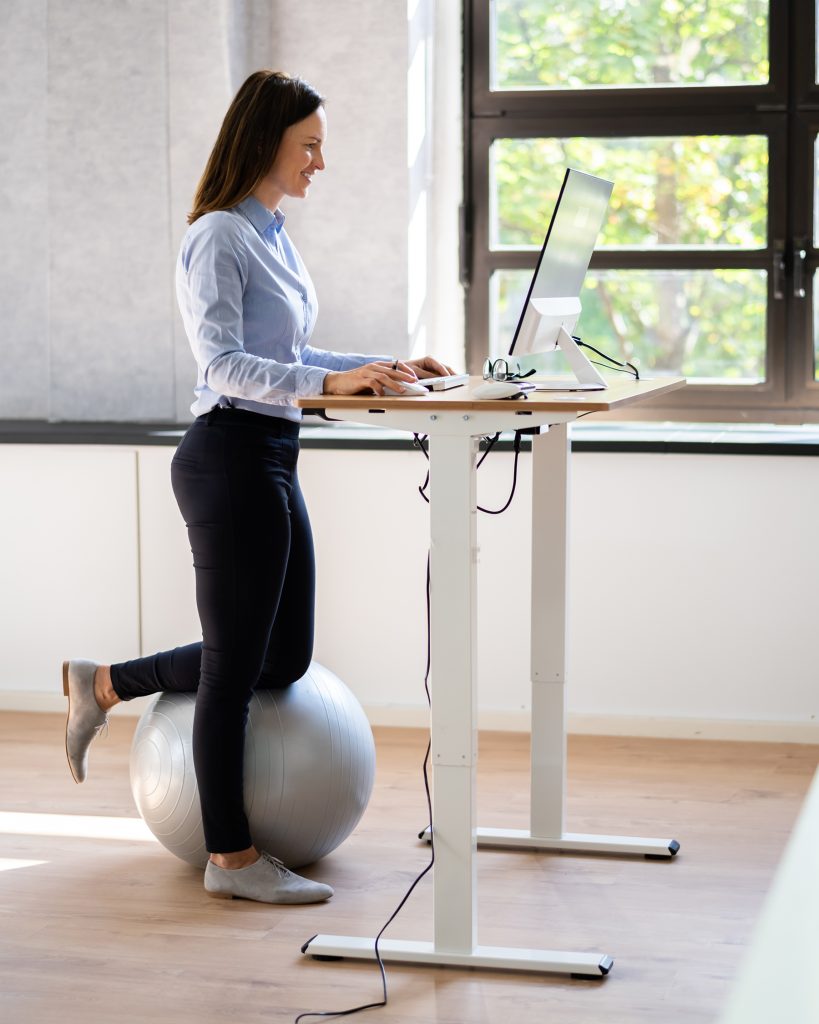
295, 365, 331, 398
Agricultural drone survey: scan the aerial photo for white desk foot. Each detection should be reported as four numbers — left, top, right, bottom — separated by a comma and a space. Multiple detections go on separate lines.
301, 934, 613, 978
418, 826, 680, 858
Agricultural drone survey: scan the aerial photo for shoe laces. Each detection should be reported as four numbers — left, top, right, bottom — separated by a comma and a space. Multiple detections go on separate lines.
260, 851, 292, 878
94, 718, 109, 741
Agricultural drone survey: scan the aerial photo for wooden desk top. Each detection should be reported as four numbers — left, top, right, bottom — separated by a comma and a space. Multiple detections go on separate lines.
297, 375, 685, 415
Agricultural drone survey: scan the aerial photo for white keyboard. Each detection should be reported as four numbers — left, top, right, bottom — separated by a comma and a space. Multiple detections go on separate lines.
419, 373, 469, 391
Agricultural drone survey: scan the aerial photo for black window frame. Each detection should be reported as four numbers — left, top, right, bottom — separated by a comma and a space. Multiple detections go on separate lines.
463, 1, 819, 423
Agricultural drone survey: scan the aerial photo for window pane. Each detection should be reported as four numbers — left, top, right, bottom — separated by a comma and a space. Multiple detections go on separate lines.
492, 0, 770, 91
491, 136, 768, 250
814, 270, 819, 381
491, 268, 767, 382
814, 135, 819, 247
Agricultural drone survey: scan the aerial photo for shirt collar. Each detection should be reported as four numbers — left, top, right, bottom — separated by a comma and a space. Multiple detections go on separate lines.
237, 195, 286, 236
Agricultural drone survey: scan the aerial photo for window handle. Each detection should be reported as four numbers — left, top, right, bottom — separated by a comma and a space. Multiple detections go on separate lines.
793, 239, 807, 299
772, 240, 786, 300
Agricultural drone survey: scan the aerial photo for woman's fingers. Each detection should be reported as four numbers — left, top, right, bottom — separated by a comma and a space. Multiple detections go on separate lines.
325, 360, 433, 396
367, 363, 416, 390
407, 356, 456, 378
429, 359, 454, 376
378, 356, 464, 380
373, 360, 417, 380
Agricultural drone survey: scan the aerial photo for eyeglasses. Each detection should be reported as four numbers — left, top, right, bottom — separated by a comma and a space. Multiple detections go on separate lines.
482, 358, 535, 382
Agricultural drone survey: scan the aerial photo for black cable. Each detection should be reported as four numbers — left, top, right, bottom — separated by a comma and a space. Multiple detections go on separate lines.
294, 555, 436, 1024
414, 434, 430, 503
413, 433, 429, 461
418, 469, 430, 503
294, 744, 435, 1024
478, 431, 523, 515
416, 429, 521, 513
477, 432, 501, 467
295, 427, 524, 1021
574, 337, 639, 379
416, 432, 501, 502
589, 358, 640, 377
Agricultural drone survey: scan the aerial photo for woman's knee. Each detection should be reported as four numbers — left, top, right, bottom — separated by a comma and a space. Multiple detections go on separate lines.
257, 646, 313, 690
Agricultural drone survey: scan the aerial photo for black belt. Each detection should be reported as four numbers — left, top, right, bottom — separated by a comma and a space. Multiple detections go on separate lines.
200, 405, 300, 437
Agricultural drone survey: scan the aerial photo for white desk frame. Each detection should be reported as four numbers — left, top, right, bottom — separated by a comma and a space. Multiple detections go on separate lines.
300, 396, 677, 977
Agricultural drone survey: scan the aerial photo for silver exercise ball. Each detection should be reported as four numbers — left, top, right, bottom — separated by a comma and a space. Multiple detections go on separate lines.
129, 662, 376, 869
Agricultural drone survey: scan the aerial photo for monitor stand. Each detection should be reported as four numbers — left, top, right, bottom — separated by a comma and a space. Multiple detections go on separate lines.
532, 326, 607, 392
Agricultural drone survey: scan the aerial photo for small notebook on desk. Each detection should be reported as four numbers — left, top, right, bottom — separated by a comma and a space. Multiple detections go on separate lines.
419, 374, 469, 391
532, 378, 606, 392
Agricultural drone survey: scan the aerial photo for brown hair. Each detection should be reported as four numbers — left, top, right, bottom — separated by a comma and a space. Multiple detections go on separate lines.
188, 70, 324, 224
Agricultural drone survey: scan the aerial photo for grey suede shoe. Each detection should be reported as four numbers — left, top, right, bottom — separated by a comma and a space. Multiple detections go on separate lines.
62, 659, 108, 784
204, 852, 334, 904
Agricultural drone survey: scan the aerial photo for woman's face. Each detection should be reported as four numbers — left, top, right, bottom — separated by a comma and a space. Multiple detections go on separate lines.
258, 107, 327, 207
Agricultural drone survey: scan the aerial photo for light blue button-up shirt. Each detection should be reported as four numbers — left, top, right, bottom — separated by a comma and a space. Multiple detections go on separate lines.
176, 195, 392, 421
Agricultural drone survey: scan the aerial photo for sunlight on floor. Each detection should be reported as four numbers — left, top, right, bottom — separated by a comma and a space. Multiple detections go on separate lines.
0, 811, 156, 841
0, 858, 47, 872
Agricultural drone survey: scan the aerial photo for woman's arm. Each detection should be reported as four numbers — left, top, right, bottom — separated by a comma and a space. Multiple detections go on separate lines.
300, 345, 394, 372
302, 347, 455, 379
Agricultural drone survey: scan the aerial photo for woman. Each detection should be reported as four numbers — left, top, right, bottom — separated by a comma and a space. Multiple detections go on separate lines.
62, 70, 454, 905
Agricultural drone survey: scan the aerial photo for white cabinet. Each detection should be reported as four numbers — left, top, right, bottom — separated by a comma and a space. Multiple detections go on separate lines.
0, 446, 140, 697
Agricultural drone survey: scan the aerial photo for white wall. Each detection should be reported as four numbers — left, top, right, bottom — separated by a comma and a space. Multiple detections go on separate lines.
2, 441, 817, 742
0, 0, 413, 423
0, 0, 230, 422
268, 1, 410, 360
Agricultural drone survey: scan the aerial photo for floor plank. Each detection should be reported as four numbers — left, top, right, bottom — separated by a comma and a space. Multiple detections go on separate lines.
0, 711, 816, 1023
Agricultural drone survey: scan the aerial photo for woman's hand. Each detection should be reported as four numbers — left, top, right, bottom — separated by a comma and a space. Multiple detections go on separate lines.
322, 360, 419, 396
405, 356, 457, 379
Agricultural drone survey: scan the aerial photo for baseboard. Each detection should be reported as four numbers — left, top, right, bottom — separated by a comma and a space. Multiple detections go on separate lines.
567, 712, 819, 745
364, 705, 819, 743
0, 692, 155, 717
3, 692, 817, 744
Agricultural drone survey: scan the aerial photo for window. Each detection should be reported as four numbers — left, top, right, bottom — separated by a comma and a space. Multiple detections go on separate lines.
464, 1, 819, 422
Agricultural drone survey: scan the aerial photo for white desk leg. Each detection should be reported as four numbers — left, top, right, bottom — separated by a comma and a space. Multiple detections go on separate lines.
530, 422, 570, 838
476, 424, 679, 859
304, 430, 613, 976
429, 434, 478, 952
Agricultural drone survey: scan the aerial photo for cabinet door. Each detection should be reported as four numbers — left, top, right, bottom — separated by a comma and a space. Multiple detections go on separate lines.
0, 446, 140, 697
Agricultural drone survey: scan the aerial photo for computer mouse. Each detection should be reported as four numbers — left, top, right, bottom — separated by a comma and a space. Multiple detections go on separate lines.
382, 380, 428, 396
472, 380, 525, 399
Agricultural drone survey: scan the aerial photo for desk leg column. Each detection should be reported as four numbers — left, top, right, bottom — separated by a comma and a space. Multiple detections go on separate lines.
530, 424, 570, 838
429, 433, 479, 954
476, 423, 679, 860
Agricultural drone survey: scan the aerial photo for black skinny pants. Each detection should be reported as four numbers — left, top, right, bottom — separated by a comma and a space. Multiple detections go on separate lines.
110, 407, 315, 853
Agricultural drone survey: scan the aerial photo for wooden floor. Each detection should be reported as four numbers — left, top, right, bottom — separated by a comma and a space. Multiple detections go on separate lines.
1, 712, 816, 1024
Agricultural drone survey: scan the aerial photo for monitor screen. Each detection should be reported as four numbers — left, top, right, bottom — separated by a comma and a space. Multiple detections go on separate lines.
509, 168, 613, 356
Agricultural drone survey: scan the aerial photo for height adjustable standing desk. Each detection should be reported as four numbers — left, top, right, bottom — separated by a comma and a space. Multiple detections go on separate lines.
298, 376, 685, 977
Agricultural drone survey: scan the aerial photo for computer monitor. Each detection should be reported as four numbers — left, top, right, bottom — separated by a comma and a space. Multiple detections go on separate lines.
509, 168, 613, 390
